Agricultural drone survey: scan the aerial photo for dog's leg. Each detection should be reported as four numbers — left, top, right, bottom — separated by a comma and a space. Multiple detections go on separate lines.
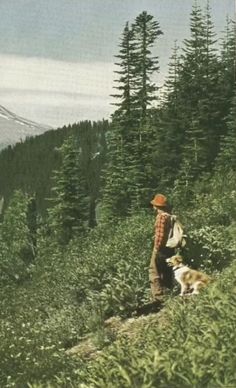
192, 281, 203, 295
179, 281, 188, 296
184, 285, 194, 296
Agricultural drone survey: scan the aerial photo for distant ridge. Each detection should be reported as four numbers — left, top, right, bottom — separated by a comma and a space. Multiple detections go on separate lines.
0, 105, 53, 150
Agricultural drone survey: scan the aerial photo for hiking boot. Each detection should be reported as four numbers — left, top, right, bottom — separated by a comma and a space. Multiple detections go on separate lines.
152, 288, 165, 302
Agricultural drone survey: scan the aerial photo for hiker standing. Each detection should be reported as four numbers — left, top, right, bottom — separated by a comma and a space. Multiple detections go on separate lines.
149, 194, 175, 300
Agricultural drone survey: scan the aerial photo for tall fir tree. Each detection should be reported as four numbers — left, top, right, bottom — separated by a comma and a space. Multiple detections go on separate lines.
176, 2, 222, 185
48, 135, 89, 244
111, 22, 137, 129
102, 11, 163, 218
99, 123, 131, 220
132, 11, 163, 125
127, 119, 160, 210
77, 120, 108, 227
153, 42, 185, 188
219, 17, 236, 120
0, 190, 36, 282
200, 1, 223, 158
216, 93, 236, 171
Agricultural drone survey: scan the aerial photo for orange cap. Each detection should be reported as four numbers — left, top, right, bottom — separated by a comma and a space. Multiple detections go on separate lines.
150, 194, 167, 207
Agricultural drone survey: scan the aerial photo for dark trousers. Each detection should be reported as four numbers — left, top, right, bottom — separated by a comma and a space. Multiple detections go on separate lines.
156, 247, 175, 289
149, 246, 175, 300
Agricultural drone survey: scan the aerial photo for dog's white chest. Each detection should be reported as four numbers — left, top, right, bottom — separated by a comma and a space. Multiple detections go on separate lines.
174, 266, 189, 282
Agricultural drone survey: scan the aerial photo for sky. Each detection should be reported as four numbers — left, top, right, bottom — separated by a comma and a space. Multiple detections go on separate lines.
0, 0, 235, 128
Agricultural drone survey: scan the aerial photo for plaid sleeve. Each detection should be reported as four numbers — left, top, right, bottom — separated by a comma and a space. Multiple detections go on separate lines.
154, 212, 170, 250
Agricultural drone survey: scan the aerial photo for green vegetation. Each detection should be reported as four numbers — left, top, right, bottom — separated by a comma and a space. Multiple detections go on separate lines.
0, 3, 235, 387
0, 172, 236, 387
75, 263, 236, 388
0, 120, 109, 217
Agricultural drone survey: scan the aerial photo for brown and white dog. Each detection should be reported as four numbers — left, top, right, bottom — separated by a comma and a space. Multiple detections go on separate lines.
166, 255, 211, 296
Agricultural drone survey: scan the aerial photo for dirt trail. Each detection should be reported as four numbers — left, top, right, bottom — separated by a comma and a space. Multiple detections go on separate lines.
65, 301, 168, 359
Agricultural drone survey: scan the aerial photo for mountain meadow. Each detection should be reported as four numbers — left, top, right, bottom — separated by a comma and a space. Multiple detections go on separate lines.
0, 4, 236, 387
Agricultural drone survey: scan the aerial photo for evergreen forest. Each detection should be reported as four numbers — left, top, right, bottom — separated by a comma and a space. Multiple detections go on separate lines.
0, 3, 236, 387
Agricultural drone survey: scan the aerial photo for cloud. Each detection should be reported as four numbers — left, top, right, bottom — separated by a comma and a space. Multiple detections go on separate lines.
0, 53, 167, 128
0, 54, 115, 127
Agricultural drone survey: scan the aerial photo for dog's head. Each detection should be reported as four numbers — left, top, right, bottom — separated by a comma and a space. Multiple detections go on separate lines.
166, 255, 183, 267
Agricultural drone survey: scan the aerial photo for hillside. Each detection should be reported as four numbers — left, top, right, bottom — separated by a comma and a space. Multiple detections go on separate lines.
0, 177, 236, 387
0, 4, 235, 387
67, 264, 236, 388
0, 105, 52, 150
0, 120, 109, 214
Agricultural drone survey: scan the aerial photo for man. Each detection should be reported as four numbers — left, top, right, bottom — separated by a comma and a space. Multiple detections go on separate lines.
149, 193, 175, 300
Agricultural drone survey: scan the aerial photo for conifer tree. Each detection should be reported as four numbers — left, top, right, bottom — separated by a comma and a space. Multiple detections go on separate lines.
177, 1, 222, 182
103, 12, 163, 218
0, 120, 109, 218
216, 93, 236, 171
127, 120, 159, 210
154, 42, 185, 188
162, 41, 181, 102
0, 190, 35, 282
182, 118, 208, 181
77, 120, 108, 227
219, 18, 236, 118
132, 11, 163, 124
200, 1, 223, 158
99, 123, 131, 220
111, 22, 137, 129
48, 135, 89, 244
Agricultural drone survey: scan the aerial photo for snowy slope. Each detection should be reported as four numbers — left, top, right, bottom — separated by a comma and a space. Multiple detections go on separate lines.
0, 105, 53, 150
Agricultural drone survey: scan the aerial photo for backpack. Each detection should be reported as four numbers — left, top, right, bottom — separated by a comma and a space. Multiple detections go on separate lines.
166, 215, 186, 249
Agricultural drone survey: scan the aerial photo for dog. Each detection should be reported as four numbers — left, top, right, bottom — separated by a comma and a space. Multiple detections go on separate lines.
166, 255, 211, 296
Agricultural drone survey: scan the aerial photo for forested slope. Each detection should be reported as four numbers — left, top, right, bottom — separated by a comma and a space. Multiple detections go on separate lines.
0, 3, 235, 387
0, 120, 108, 216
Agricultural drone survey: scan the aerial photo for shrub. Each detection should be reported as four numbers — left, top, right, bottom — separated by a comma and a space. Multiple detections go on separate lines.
70, 213, 153, 317
74, 259, 236, 387
0, 190, 36, 283
1, 169, 236, 387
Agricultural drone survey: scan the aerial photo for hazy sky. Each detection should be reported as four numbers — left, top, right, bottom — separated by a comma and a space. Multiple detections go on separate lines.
0, 0, 234, 127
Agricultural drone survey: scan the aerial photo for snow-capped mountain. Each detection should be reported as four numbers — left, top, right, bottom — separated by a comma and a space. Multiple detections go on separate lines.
0, 105, 53, 150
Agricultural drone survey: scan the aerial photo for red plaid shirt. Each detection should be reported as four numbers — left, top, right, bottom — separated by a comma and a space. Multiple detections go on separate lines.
154, 211, 172, 250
